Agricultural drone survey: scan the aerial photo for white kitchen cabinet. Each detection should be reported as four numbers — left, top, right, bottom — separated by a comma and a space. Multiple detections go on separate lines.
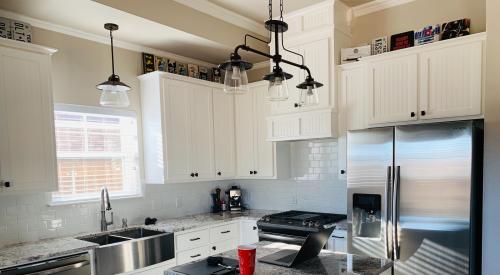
239, 220, 259, 245
140, 72, 220, 183
235, 82, 289, 179
418, 39, 483, 120
121, 259, 176, 275
0, 39, 58, 193
367, 53, 418, 125
339, 64, 368, 131
212, 88, 236, 179
327, 229, 347, 253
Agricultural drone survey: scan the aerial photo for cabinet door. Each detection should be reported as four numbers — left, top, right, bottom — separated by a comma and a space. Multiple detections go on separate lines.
253, 85, 275, 177
213, 89, 236, 179
234, 91, 255, 177
271, 45, 302, 114
239, 220, 259, 245
0, 47, 57, 192
163, 79, 192, 181
367, 54, 418, 124
419, 41, 483, 119
341, 66, 368, 131
302, 38, 331, 110
189, 84, 215, 180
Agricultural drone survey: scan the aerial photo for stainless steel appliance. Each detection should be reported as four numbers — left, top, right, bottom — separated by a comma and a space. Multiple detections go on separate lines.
0, 252, 90, 274
257, 210, 346, 245
346, 120, 483, 275
227, 186, 242, 212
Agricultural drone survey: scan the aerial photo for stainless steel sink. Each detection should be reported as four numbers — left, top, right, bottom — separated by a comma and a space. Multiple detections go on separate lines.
77, 227, 174, 275
112, 227, 164, 239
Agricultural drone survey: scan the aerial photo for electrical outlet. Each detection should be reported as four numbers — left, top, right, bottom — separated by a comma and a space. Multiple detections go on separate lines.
176, 197, 182, 208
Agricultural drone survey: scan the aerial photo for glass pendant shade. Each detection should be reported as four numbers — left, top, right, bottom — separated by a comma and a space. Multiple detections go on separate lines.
299, 85, 319, 107
267, 76, 289, 101
97, 74, 131, 107
223, 65, 249, 94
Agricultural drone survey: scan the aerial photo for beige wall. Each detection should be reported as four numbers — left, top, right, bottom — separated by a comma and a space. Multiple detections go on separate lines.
247, 66, 270, 83
483, 0, 500, 273
351, 0, 486, 46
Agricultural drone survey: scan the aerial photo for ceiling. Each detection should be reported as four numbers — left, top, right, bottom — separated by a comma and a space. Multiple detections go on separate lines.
207, 0, 326, 22
0, 0, 267, 64
339, 0, 375, 7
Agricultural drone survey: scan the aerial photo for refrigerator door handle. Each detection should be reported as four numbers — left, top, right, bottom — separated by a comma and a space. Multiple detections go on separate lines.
385, 166, 393, 259
393, 166, 401, 260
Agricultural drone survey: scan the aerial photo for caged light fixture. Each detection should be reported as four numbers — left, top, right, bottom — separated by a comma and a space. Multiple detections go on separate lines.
218, 0, 323, 106
96, 23, 131, 108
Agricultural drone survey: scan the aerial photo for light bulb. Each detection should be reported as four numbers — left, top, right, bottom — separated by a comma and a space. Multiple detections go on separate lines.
231, 66, 241, 80
267, 76, 289, 101
223, 67, 248, 94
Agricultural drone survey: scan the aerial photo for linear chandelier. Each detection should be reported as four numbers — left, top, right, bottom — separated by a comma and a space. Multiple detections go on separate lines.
218, 0, 323, 106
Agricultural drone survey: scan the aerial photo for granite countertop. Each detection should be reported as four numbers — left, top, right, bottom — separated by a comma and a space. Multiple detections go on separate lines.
0, 237, 98, 270
168, 241, 392, 275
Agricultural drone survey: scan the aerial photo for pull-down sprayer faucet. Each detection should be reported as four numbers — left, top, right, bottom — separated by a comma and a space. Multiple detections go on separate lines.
100, 186, 113, 231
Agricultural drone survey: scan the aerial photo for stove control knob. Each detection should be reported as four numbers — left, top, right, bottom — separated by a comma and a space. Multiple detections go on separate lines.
308, 221, 314, 227
314, 221, 321, 228
302, 220, 308, 226
265, 217, 271, 222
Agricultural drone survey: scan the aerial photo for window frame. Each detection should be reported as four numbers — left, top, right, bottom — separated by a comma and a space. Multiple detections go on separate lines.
50, 104, 143, 206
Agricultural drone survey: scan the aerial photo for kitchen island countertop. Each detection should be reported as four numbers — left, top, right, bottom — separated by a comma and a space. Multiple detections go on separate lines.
167, 241, 392, 275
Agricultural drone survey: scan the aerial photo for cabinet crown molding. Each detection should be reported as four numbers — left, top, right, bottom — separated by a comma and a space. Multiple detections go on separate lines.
0, 37, 57, 55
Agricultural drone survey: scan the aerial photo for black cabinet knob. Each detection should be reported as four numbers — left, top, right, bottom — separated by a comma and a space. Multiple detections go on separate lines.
254, 171, 257, 175
294, 103, 299, 108
250, 171, 254, 175
212, 246, 216, 250
3, 181, 10, 188
253, 226, 257, 230
410, 112, 416, 117
340, 170, 346, 175
194, 173, 199, 177
217, 171, 222, 176
190, 173, 195, 177
421, 110, 426, 116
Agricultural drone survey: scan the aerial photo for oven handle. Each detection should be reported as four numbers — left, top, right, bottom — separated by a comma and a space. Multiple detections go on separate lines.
26, 260, 89, 275
258, 232, 306, 245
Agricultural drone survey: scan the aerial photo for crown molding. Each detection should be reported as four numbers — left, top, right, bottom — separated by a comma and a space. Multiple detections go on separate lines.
0, 9, 216, 68
351, 0, 416, 18
172, 0, 267, 37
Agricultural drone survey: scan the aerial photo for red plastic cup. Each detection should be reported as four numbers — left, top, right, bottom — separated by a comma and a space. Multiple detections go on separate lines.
238, 244, 257, 275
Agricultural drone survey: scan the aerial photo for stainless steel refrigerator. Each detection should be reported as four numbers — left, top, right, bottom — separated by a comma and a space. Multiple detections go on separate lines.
346, 120, 482, 275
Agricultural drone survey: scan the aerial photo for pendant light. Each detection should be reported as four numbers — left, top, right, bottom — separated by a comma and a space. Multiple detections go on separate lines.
220, 53, 252, 94
218, 0, 322, 105
298, 76, 323, 106
96, 23, 131, 108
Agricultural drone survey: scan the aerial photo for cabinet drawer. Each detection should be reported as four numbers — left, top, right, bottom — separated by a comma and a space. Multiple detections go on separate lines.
176, 246, 210, 265
210, 223, 238, 243
176, 229, 210, 251
210, 238, 238, 256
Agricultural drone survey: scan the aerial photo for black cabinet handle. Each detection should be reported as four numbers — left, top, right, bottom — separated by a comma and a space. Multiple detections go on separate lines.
331, 235, 345, 239
194, 173, 199, 177
410, 112, 416, 117
221, 230, 231, 234
189, 237, 201, 241
212, 246, 216, 250
190, 254, 201, 258
250, 171, 254, 175
340, 170, 346, 175
253, 226, 257, 230
217, 171, 222, 176
421, 110, 426, 116
254, 171, 257, 175
190, 173, 195, 177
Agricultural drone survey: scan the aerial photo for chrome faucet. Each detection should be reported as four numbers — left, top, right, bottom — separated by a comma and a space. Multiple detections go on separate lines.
100, 186, 113, 231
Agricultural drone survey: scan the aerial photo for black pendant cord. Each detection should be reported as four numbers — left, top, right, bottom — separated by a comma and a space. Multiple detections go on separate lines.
110, 29, 115, 76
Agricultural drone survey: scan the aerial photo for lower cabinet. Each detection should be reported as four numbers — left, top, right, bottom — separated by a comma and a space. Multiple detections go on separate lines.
174, 221, 256, 266
120, 259, 176, 275
239, 220, 259, 245
327, 229, 347, 253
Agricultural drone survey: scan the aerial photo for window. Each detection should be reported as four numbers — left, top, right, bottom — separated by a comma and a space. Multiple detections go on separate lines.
52, 104, 141, 204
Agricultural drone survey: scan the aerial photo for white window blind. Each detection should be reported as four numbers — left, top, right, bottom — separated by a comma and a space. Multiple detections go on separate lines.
52, 104, 141, 203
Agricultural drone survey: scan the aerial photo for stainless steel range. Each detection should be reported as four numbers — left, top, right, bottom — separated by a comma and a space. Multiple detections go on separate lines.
257, 210, 346, 244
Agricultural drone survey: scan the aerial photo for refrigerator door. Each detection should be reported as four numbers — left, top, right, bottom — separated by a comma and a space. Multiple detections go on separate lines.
347, 127, 393, 259
394, 121, 472, 275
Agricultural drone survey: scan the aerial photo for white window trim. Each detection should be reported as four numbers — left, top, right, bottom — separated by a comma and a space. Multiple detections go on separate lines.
50, 103, 143, 205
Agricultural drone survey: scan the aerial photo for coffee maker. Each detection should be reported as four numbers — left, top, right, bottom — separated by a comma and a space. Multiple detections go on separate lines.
227, 186, 242, 212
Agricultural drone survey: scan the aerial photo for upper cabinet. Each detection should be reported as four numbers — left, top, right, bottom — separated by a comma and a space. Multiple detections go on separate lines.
338, 33, 486, 129
213, 88, 236, 179
0, 39, 58, 193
